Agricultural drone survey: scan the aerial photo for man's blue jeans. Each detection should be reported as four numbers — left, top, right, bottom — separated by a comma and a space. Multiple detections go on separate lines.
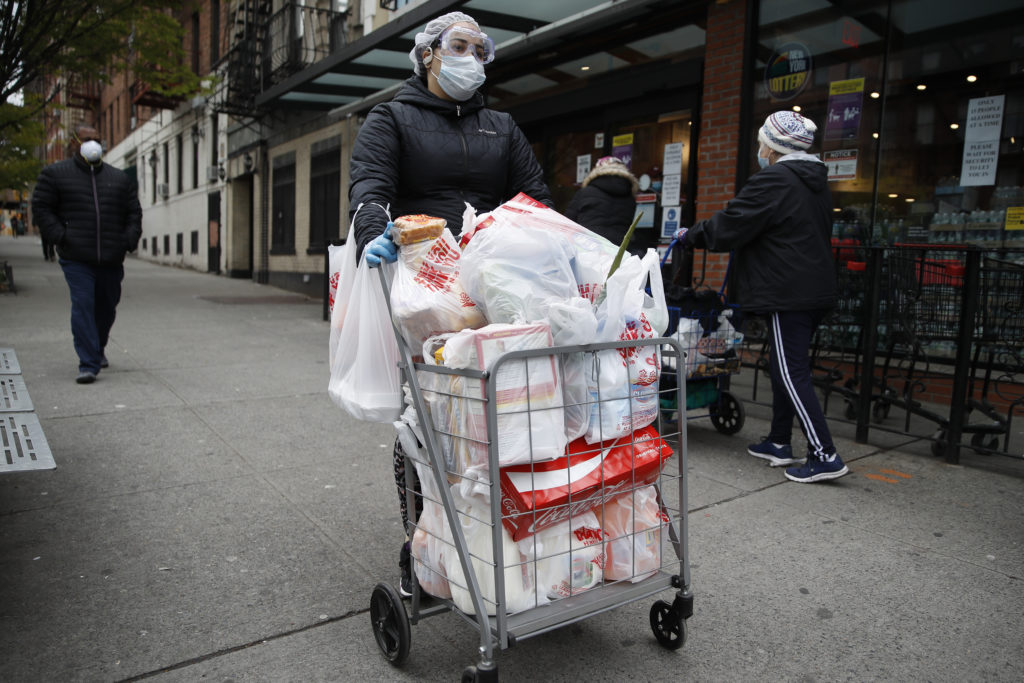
59, 259, 124, 374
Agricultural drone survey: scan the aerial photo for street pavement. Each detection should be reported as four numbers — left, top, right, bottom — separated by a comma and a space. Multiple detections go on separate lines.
1, 234, 1022, 682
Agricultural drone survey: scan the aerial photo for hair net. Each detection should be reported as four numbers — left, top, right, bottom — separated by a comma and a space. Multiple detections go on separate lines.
408, 11, 479, 75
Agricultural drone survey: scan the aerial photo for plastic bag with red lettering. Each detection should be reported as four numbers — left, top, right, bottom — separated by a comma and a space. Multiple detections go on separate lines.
390, 227, 486, 355
517, 511, 607, 601
599, 485, 669, 582
585, 250, 668, 443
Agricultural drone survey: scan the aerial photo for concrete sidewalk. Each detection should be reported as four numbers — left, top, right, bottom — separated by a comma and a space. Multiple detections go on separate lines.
1, 234, 1022, 682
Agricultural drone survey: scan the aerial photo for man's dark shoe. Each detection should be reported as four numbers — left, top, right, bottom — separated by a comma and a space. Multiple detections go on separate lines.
100, 356, 109, 369
785, 454, 849, 483
398, 540, 413, 598
76, 371, 96, 384
747, 439, 804, 467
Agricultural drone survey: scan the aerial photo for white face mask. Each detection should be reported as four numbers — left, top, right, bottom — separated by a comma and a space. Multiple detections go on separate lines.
80, 140, 103, 164
436, 54, 485, 101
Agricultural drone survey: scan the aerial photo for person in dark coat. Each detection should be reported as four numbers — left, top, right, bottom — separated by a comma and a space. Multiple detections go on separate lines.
349, 13, 551, 259
346, 11, 552, 597
566, 156, 639, 251
32, 124, 143, 384
679, 111, 846, 484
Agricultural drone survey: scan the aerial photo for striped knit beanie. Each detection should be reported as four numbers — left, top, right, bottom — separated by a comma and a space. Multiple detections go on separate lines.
758, 111, 817, 154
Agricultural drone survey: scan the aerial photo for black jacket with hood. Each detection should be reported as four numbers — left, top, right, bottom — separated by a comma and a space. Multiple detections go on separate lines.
348, 76, 551, 255
565, 162, 639, 250
684, 154, 837, 314
32, 156, 143, 267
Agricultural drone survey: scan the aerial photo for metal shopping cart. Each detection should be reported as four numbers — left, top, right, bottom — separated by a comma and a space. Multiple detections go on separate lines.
370, 266, 692, 681
658, 240, 745, 435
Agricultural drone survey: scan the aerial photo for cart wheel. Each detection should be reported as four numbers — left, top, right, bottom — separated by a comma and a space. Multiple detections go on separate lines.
709, 390, 744, 435
650, 600, 685, 650
462, 664, 498, 682
872, 400, 890, 423
970, 432, 998, 455
370, 583, 411, 665
930, 429, 948, 458
843, 400, 857, 421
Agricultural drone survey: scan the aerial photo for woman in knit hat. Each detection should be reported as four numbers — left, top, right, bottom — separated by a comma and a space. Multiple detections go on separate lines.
678, 110, 847, 483
566, 156, 640, 252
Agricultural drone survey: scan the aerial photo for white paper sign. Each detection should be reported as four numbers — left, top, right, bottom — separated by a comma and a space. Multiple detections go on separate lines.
576, 154, 591, 184
636, 200, 656, 229
960, 95, 1004, 187
661, 174, 681, 206
823, 149, 857, 181
594, 133, 605, 149
663, 142, 683, 175
662, 206, 681, 240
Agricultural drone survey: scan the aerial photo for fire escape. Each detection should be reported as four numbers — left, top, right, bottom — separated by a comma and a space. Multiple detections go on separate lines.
211, 1, 349, 119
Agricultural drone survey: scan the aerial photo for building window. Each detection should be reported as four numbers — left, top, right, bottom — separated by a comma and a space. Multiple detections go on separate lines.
191, 230, 199, 255
152, 237, 157, 255
176, 233, 183, 255
162, 141, 169, 190
308, 140, 341, 254
210, 0, 221, 64
271, 157, 296, 254
751, 0, 1023, 246
176, 134, 183, 194
191, 12, 200, 75
192, 126, 200, 190
163, 234, 170, 255
210, 114, 218, 181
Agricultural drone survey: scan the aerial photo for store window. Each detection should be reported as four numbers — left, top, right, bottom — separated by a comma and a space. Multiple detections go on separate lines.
308, 137, 341, 254
271, 154, 296, 254
752, 0, 1023, 247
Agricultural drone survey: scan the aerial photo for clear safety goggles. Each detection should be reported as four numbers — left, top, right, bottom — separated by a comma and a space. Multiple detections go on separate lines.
436, 26, 495, 65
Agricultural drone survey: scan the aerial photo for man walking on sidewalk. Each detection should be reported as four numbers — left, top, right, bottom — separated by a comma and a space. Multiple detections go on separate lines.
32, 124, 143, 384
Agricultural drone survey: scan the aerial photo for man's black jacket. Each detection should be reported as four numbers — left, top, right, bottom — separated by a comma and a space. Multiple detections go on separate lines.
348, 76, 551, 255
32, 156, 143, 266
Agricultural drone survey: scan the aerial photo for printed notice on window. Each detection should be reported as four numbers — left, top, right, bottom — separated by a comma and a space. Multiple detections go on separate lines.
960, 95, 1004, 187
823, 149, 857, 181
576, 154, 591, 184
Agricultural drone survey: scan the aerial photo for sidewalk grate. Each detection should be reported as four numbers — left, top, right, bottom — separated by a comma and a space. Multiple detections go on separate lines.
1, 413, 56, 472
0, 375, 33, 411
0, 348, 21, 374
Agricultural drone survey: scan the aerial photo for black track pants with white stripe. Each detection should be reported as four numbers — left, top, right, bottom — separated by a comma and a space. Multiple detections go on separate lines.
766, 309, 836, 460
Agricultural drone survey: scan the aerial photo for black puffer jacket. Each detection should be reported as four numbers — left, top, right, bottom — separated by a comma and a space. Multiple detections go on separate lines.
348, 76, 551, 254
565, 166, 638, 250
684, 156, 836, 314
32, 156, 143, 266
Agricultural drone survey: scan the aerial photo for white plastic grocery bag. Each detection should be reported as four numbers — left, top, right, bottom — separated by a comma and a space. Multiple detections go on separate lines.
389, 228, 485, 353
585, 249, 669, 443
518, 511, 607, 601
327, 250, 403, 423
445, 493, 541, 616
328, 239, 356, 366
599, 485, 669, 582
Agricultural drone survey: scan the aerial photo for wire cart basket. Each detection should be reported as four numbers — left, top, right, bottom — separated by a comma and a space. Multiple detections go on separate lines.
658, 241, 745, 435
370, 266, 693, 681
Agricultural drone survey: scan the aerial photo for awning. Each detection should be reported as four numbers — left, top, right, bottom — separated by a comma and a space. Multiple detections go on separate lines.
254, 0, 708, 116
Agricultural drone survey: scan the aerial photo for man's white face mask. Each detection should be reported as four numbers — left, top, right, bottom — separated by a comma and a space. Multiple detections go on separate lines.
80, 140, 103, 164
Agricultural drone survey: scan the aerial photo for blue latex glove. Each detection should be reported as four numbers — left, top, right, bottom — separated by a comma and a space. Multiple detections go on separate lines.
365, 222, 397, 266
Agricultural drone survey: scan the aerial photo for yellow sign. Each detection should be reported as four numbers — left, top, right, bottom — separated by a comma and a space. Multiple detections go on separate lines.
612, 134, 634, 147
1005, 206, 1024, 231
829, 77, 865, 95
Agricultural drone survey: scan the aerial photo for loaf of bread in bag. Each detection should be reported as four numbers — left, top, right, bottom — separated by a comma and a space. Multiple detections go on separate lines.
392, 214, 447, 245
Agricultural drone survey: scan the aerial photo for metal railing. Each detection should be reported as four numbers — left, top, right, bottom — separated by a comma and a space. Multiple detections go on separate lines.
737, 245, 1024, 464
263, 3, 347, 85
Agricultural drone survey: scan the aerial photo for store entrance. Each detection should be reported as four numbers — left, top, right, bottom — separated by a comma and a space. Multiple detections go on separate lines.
527, 98, 700, 258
